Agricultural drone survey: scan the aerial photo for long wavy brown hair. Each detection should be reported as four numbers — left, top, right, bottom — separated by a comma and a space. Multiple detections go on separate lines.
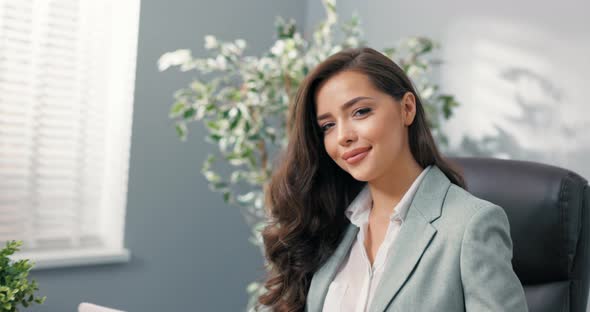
256, 47, 465, 311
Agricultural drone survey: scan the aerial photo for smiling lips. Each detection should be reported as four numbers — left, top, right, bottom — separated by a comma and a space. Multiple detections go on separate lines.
342, 146, 372, 165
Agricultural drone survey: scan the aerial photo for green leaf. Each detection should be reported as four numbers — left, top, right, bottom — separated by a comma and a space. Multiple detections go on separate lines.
236, 192, 256, 205
175, 123, 187, 140
203, 171, 221, 183
205, 103, 216, 112
229, 110, 242, 130
207, 134, 223, 142
230, 171, 244, 183
228, 158, 245, 166
202, 155, 216, 172
183, 107, 196, 119
247, 133, 260, 141
212, 181, 228, 189
439, 94, 459, 119
206, 120, 220, 131
230, 90, 242, 101
169, 101, 186, 117
325, 0, 336, 12
222, 192, 231, 203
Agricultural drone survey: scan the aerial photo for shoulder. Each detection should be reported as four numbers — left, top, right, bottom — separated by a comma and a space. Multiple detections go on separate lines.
443, 184, 506, 219
434, 184, 511, 240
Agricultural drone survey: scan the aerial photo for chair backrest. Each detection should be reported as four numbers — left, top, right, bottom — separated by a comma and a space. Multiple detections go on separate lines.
450, 157, 590, 312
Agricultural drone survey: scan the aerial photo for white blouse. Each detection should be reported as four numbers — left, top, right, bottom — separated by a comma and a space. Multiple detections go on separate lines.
322, 166, 431, 312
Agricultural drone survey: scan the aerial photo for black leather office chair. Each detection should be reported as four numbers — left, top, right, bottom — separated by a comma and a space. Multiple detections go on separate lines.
450, 157, 590, 312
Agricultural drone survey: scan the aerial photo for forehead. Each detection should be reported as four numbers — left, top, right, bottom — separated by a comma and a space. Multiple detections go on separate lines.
315, 71, 378, 109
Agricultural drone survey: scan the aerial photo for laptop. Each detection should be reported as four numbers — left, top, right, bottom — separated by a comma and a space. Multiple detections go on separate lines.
78, 303, 125, 312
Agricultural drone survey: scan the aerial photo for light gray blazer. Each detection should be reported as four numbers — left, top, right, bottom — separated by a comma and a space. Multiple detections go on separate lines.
306, 165, 529, 312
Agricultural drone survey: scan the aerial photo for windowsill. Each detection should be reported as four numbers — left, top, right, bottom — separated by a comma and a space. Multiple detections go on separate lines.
11, 248, 131, 270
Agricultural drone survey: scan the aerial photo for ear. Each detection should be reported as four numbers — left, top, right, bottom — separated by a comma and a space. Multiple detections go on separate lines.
400, 92, 417, 126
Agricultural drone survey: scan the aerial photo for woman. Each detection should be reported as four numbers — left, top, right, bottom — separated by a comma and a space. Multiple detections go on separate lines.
257, 47, 528, 312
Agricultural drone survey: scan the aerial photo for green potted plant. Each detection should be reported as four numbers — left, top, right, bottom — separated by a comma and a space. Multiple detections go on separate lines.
158, 0, 460, 309
0, 241, 45, 312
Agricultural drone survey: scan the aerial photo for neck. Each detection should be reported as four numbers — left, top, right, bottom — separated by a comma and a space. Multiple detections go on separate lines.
367, 155, 423, 219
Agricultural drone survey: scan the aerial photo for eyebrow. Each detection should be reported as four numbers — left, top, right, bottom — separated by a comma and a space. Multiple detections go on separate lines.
316, 96, 374, 121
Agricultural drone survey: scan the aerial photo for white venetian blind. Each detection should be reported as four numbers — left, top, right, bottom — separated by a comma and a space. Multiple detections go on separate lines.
0, 0, 139, 268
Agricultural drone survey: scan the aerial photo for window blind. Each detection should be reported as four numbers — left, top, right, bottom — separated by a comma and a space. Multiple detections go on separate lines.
0, 0, 139, 267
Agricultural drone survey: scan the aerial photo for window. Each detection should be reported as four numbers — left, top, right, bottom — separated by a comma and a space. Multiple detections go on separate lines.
0, 0, 140, 269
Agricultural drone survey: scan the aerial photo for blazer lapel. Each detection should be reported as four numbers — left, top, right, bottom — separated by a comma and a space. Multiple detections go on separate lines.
368, 165, 451, 312
306, 221, 359, 312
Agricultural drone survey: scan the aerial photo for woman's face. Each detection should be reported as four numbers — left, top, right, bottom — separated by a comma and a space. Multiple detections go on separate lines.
315, 70, 416, 182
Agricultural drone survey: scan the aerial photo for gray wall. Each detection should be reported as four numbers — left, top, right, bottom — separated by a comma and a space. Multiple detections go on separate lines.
305, 0, 590, 182
29, 1, 305, 311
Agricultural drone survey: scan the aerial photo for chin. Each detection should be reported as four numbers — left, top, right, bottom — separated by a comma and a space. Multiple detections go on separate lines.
346, 168, 375, 182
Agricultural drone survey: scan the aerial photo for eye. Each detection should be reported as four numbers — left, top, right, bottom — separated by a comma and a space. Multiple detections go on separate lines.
319, 108, 372, 133
354, 107, 372, 116
320, 122, 334, 132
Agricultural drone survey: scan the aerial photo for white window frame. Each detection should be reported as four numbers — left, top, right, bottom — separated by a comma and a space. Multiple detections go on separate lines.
0, 0, 140, 270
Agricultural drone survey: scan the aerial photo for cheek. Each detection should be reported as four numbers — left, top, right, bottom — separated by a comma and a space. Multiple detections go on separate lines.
323, 137, 347, 168
369, 120, 404, 149
382, 125, 406, 151
323, 138, 338, 160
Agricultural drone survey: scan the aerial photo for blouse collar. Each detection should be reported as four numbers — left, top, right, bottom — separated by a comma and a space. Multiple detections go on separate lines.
344, 165, 432, 227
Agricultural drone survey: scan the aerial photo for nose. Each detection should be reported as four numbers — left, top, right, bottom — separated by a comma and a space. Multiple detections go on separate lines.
337, 122, 357, 146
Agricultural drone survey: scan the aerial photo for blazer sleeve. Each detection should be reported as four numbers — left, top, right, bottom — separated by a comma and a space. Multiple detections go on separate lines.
460, 204, 529, 312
